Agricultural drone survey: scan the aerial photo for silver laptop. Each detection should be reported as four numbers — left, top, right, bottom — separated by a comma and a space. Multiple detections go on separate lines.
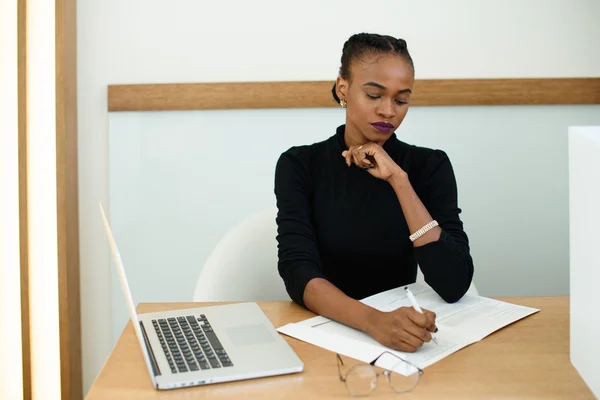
99, 202, 304, 390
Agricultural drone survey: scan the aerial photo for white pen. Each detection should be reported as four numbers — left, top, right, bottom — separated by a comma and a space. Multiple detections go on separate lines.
404, 286, 438, 345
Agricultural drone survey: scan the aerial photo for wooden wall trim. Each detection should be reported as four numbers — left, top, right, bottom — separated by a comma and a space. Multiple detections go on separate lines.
56, 0, 82, 398
108, 78, 600, 111
18, 0, 31, 398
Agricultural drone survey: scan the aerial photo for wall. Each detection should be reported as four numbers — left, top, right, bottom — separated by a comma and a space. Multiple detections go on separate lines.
77, 0, 600, 394
106, 105, 600, 342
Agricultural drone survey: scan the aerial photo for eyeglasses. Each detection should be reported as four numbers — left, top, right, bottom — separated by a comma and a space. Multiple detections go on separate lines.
336, 352, 423, 397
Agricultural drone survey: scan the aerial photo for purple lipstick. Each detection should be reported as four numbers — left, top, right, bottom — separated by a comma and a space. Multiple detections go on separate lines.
371, 121, 394, 134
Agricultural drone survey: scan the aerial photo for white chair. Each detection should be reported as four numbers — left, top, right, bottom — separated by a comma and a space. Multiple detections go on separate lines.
193, 207, 290, 302
192, 207, 478, 302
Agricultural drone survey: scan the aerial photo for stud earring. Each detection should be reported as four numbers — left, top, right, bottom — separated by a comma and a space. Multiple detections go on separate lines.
340, 99, 347, 108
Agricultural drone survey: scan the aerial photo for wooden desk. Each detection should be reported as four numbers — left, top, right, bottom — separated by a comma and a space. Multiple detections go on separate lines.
86, 297, 594, 399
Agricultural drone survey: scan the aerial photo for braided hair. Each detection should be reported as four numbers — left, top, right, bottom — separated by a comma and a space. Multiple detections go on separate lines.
332, 33, 414, 104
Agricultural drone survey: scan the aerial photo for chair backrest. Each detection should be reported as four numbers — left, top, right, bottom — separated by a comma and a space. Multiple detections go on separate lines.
193, 207, 478, 302
193, 207, 290, 302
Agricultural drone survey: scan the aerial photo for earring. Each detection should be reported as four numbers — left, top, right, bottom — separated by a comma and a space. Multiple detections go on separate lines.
340, 99, 347, 108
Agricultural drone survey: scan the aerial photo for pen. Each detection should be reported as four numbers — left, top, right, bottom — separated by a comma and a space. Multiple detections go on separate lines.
404, 286, 438, 345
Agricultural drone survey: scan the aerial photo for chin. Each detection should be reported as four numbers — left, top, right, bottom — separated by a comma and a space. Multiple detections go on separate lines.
364, 128, 393, 143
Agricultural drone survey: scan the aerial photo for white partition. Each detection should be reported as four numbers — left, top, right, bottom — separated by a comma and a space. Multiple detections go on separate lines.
107, 105, 600, 342
568, 126, 600, 397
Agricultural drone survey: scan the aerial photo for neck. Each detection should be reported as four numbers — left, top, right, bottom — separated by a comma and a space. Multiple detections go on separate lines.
343, 120, 368, 149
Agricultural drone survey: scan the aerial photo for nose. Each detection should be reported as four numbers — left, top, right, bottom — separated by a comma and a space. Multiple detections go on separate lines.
376, 99, 396, 119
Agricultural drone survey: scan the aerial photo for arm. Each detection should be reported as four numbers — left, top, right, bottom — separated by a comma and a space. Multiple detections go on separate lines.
303, 278, 379, 334
274, 149, 325, 308
275, 150, 381, 326
275, 149, 436, 352
388, 172, 441, 247
390, 151, 474, 303
345, 145, 474, 303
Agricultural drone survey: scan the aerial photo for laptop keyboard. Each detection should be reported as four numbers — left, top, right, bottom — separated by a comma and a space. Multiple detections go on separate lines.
152, 314, 233, 374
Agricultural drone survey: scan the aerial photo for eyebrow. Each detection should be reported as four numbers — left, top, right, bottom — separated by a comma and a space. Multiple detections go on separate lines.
362, 81, 412, 94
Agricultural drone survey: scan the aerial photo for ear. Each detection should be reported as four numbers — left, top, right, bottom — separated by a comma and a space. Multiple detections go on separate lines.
336, 76, 349, 101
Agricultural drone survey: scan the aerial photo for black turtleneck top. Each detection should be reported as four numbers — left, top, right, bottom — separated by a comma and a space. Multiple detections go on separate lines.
274, 125, 474, 308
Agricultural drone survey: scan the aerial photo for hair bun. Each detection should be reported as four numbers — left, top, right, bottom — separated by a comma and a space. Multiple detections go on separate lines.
396, 38, 407, 51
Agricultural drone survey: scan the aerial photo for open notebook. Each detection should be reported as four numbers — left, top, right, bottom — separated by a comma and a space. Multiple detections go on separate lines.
277, 283, 539, 374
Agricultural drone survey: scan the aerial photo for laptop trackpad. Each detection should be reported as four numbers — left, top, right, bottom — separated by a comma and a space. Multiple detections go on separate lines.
226, 323, 276, 347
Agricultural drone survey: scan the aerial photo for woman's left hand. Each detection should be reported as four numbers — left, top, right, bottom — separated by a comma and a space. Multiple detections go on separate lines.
342, 142, 405, 182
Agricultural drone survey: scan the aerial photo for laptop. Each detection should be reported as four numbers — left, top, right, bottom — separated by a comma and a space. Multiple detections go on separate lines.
98, 202, 304, 390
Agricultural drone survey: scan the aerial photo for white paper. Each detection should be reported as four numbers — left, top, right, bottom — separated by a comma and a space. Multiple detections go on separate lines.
277, 283, 539, 373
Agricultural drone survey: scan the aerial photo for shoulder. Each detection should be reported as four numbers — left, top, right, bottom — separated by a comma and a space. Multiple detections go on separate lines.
396, 140, 450, 170
392, 139, 455, 187
275, 138, 332, 195
277, 144, 312, 166
275, 136, 332, 176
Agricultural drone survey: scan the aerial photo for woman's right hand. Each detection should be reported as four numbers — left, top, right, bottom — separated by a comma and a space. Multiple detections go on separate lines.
365, 307, 437, 352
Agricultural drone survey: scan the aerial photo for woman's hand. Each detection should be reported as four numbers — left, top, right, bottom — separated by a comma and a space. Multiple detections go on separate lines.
365, 307, 437, 352
342, 142, 406, 182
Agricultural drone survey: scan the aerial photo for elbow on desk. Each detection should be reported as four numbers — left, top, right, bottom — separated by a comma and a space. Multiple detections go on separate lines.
440, 278, 474, 303
427, 267, 475, 304
437, 288, 467, 304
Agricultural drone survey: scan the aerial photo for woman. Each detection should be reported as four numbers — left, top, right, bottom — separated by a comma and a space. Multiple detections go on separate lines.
274, 33, 474, 352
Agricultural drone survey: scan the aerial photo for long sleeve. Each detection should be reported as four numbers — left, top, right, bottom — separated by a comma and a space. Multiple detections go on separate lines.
413, 151, 475, 303
274, 148, 326, 308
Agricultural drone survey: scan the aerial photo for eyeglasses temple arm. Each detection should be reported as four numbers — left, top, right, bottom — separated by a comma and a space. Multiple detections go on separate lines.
336, 354, 347, 382
370, 350, 424, 372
